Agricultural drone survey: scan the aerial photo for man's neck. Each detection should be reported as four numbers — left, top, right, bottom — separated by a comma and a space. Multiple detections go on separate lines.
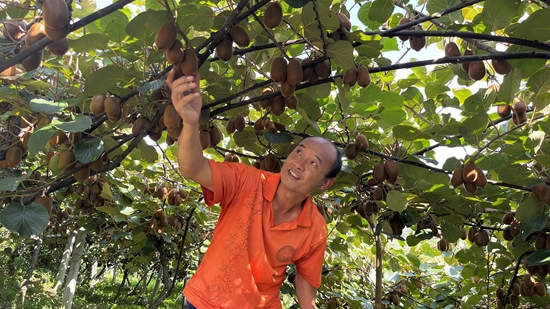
272, 182, 308, 225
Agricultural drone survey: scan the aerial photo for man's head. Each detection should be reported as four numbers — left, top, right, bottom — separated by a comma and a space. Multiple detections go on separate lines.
280, 136, 341, 195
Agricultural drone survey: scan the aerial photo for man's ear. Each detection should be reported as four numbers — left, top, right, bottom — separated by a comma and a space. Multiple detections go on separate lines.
318, 178, 334, 191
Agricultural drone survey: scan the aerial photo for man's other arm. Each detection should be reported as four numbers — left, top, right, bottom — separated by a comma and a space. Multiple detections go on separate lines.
295, 272, 317, 309
166, 71, 213, 191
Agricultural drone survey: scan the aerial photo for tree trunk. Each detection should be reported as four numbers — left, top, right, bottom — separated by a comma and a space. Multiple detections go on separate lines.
54, 231, 76, 295
19, 236, 43, 307
62, 229, 87, 309
112, 265, 117, 283
149, 265, 162, 307
113, 268, 129, 302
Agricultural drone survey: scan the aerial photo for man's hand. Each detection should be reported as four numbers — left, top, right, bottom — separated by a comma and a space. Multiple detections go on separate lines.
295, 272, 317, 309
166, 69, 202, 126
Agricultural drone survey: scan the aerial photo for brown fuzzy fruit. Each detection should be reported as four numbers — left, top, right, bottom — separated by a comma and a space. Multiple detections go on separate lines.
260, 87, 274, 108
284, 95, 298, 109
226, 117, 236, 134
74, 163, 90, 182
397, 17, 412, 41
50, 130, 67, 147
234, 114, 246, 132
181, 49, 199, 76
510, 220, 521, 237
301, 58, 314, 82
6, 147, 22, 167
461, 227, 467, 240
503, 227, 514, 241
468, 226, 477, 242
461, 48, 475, 71
42, 0, 70, 29
230, 25, 250, 48
271, 96, 286, 116
410, 35, 426, 51
216, 37, 233, 62
199, 130, 210, 150
164, 104, 182, 128
209, 126, 221, 146
90, 94, 106, 115
104, 97, 120, 119
497, 105, 511, 118
474, 168, 487, 188
45, 24, 70, 41
286, 58, 303, 86
314, 60, 330, 78
535, 281, 546, 297
444, 42, 461, 57
35, 195, 53, 215
155, 24, 178, 50
468, 61, 485, 81
2, 20, 25, 41
512, 111, 527, 126
355, 134, 369, 152
0, 66, 17, 77
89, 157, 104, 171
356, 66, 371, 88
22, 51, 43, 71
510, 295, 519, 308
342, 68, 357, 87
492, 59, 511, 75
512, 282, 520, 296
344, 143, 358, 160
524, 274, 535, 288
535, 234, 548, 250
384, 160, 399, 178
462, 162, 478, 183
131, 118, 149, 135
47, 37, 69, 55
271, 57, 287, 83
532, 183, 544, 201
437, 238, 450, 252
264, 1, 283, 29
464, 182, 477, 194
264, 153, 277, 171
373, 163, 387, 183
166, 40, 185, 64
58, 150, 76, 171
451, 168, 464, 188
502, 212, 515, 225
373, 187, 383, 200
513, 97, 527, 114
336, 12, 351, 31
280, 80, 295, 97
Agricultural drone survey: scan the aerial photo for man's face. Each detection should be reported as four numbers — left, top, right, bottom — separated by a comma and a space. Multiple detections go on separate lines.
280, 137, 336, 195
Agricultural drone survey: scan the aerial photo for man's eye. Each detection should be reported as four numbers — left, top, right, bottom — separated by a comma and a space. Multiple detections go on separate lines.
311, 161, 316, 166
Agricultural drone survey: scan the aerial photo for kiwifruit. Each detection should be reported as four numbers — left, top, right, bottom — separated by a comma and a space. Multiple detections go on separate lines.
260, 87, 274, 108
537, 265, 548, 278
5, 146, 22, 167
131, 117, 149, 135
155, 23, 177, 50
284, 95, 298, 109
327, 298, 339, 309
50, 130, 68, 147
532, 183, 544, 201
502, 212, 515, 225
166, 126, 182, 139
512, 282, 520, 296
90, 94, 106, 115
387, 175, 397, 184
384, 161, 400, 179
464, 182, 477, 194
280, 80, 295, 97
510, 295, 519, 308
535, 281, 546, 297
373, 163, 387, 183
397, 17, 412, 41
512, 111, 527, 126
25, 23, 47, 47
474, 168, 487, 188
344, 143, 358, 160
473, 230, 486, 247
492, 59, 511, 75
286, 58, 303, 86
216, 37, 233, 62
342, 68, 357, 86
444, 42, 461, 57
226, 117, 236, 134
74, 163, 90, 182
264, 153, 277, 171
224, 152, 233, 162
307, 70, 319, 84
373, 187, 383, 200
468, 61, 485, 81
89, 157, 104, 171
503, 227, 514, 240
265, 121, 276, 133
355, 134, 369, 152
166, 134, 176, 146
234, 114, 246, 132
166, 40, 185, 64
104, 97, 120, 119
409, 34, 426, 51
42, 0, 70, 29
336, 12, 351, 31
22, 51, 43, 71
0, 65, 17, 77
301, 58, 314, 82
513, 97, 527, 114
181, 49, 198, 76
209, 126, 221, 146
148, 131, 161, 141
199, 130, 210, 150
461, 48, 475, 71
2, 20, 24, 41
163, 104, 182, 128
437, 238, 449, 252
264, 1, 283, 29
271, 57, 287, 83
535, 234, 547, 250
45, 23, 70, 41
391, 220, 403, 236
314, 60, 330, 78
510, 220, 521, 237
451, 168, 464, 188
46, 37, 69, 55
229, 25, 250, 48
356, 66, 371, 88
271, 95, 285, 116
462, 162, 477, 183
468, 226, 477, 242
497, 105, 511, 118
461, 227, 467, 240
524, 274, 535, 288
35, 195, 53, 215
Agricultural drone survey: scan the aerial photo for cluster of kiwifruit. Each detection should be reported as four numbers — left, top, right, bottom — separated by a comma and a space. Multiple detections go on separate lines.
344, 134, 369, 160
163, 103, 183, 139
73, 177, 108, 213
223, 152, 242, 163
496, 274, 547, 308
167, 187, 188, 205
253, 153, 281, 173
326, 297, 339, 309
531, 180, 550, 205
2, 19, 26, 41
169, 215, 183, 232
415, 218, 440, 237
155, 23, 198, 78
34, 194, 53, 215
90, 94, 126, 122
226, 114, 246, 134
450, 161, 487, 194
510, 97, 528, 126
328, 12, 352, 43
55, 206, 73, 223
143, 208, 169, 234
263, 1, 283, 29
268, 57, 304, 115
383, 284, 409, 308
367, 160, 400, 186
389, 212, 406, 236
452, 46, 489, 81
396, 16, 425, 51
437, 237, 450, 252
353, 199, 379, 218
342, 65, 371, 88
253, 115, 286, 133
199, 126, 221, 150
216, 25, 251, 62
467, 226, 490, 247
501, 211, 521, 241
259, 85, 297, 117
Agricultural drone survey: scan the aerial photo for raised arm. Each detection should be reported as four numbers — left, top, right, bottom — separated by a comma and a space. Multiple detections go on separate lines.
295, 272, 317, 309
166, 70, 213, 191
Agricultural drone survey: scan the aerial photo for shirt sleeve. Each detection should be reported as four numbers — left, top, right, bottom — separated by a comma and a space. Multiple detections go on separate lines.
294, 238, 327, 288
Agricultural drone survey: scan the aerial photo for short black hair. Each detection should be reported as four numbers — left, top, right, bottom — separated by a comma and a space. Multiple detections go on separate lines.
299, 136, 342, 179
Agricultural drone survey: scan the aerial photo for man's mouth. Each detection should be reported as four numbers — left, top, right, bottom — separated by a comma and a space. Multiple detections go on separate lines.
288, 169, 299, 179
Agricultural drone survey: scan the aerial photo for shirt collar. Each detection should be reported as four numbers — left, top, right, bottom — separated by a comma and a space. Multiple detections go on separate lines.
263, 172, 312, 227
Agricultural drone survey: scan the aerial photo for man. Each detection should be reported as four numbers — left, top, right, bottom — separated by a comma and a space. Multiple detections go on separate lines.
167, 69, 341, 309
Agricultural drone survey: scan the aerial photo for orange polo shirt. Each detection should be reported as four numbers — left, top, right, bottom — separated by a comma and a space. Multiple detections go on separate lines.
183, 160, 327, 309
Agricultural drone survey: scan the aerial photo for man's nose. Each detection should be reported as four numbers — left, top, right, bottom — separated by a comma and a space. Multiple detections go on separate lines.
294, 160, 304, 171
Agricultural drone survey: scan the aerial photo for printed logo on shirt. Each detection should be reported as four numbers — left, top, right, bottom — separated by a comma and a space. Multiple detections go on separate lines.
276, 245, 296, 263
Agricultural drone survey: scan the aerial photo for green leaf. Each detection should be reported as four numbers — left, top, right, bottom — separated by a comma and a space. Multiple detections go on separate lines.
527, 68, 550, 110
380, 109, 406, 126
0, 202, 49, 237
368, 0, 393, 23
263, 132, 294, 145
74, 139, 105, 164
461, 114, 488, 135
19, 79, 53, 91
481, 0, 519, 31
535, 155, 550, 170
297, 108, 321, 133
526, 249, 550, 266
515, 196, 545, 223
386, 190, 407, 212
102, 11, 129, 43
425, 82, 450, 99
137, 140, 158, 163
29, 99, 68, 114
27, 125, 56, 154
426, 0, 462, 25
125, 10, 159, 45
497, 68, 523, 104
83, 66, 129, 97
0, 174, 30, 191
380, 91, 404, 110
70, 33, 110, 53
283, 0, 311, 8
520, 212, 549, 240
96, 206, 118, 216
52, 115, 92, 132
441, 223, 462, 243
175, 5, 199, 32
234, 129, 258, 148
326, 41, 354, 70
355, 41, 383, 58
357, 3, 382, 29
100, 182, 115, 201
512, 9, 550, 42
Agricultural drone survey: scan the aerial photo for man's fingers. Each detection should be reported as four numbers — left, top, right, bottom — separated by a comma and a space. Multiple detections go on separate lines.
190, 73, 201, 93
166, 68, 175, 88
